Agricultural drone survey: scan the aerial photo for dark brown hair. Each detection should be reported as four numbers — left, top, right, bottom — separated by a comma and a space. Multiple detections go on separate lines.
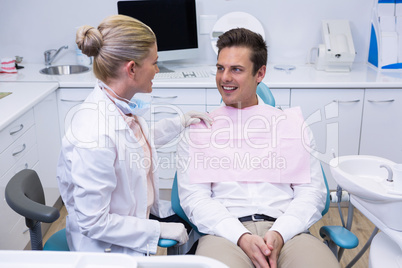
217, 28, 267, 75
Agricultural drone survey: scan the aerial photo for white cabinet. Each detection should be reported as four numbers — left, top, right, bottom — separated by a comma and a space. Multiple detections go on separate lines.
290, 89, 365, 190
0, 92, 60, 249
0, 109, 38, 249
359, 89, 402, 162
34, 92, 62, 206
57, 88, 92, 137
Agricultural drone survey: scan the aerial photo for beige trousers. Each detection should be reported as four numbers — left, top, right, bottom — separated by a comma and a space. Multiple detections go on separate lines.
196, 221, 340, 268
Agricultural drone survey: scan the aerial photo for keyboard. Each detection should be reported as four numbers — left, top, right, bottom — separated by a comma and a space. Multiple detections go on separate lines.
154, 70, 210, 79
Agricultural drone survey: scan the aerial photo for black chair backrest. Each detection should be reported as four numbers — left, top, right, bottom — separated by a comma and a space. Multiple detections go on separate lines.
5, 169, 60, 250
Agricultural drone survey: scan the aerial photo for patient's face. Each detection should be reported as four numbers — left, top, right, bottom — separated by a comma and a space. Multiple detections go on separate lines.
216, 46, 264, 109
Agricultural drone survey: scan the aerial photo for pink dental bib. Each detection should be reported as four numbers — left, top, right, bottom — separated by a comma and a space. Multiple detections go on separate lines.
187, 105, 311, 184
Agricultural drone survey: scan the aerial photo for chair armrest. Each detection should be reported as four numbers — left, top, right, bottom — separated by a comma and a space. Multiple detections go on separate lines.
5, 191, 59, 223
158, 239, 178, 248
319, 225, 359, 249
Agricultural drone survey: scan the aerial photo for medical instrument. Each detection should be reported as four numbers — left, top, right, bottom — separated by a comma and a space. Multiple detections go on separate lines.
154, 70, 210, 79
313, 20, 356, 72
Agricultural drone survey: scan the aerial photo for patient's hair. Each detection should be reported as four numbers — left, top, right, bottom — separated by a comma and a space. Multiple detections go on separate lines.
76, 15, 156, 81
216, 28, 267, 75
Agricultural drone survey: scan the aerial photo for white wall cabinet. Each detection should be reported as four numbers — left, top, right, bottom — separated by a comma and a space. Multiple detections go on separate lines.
0, 91, 60, 250
290, 89, 365, 190
57, 88, 93, 137
34, 92, 62, 206
359, 89, 402, 163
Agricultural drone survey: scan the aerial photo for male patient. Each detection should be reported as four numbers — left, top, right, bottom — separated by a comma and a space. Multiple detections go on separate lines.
176, 28, 339, 268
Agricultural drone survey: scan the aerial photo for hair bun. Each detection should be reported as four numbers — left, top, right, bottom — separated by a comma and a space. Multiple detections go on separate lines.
76, 25, 103, 57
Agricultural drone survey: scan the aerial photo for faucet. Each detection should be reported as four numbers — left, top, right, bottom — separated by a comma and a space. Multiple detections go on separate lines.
380, 164, 393, 182
44, 45, 68, 66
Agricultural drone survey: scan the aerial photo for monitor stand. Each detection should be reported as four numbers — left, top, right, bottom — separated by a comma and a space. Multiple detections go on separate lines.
157, 65, 174, 73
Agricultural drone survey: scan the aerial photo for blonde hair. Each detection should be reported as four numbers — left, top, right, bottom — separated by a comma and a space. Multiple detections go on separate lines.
76, 15, 156, 81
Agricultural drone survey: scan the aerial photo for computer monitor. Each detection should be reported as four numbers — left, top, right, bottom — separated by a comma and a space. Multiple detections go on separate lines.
117, 0, 199, 64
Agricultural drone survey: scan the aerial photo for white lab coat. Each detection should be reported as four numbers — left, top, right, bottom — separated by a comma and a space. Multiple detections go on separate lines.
57, 84, 183, 255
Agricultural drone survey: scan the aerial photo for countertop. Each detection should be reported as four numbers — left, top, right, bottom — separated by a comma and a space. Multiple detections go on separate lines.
0, 63, 401, 89
0, 82, 59, 130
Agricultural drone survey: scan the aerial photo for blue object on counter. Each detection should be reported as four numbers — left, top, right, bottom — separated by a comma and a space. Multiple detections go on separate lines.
378, 0, 396, 3
381, 63, 402, 69
368, 25, 379, 68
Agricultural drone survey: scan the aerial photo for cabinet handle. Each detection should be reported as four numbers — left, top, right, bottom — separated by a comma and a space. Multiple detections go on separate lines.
60, 99, 85, 103
152, 111, 178, 115
151, 96, 178, 100
9, 124, 24, 135
159, 177, 173, 180
12, 144, 26, 156
332, 99, 360, 103
156, 150, 176, 154
367, 99, 395, 103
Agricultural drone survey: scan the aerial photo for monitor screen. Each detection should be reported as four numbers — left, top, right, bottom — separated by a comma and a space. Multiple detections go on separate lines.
117, 0, 199, 63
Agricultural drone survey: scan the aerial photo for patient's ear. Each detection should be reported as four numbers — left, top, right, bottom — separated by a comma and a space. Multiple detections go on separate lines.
256, 65, 266, 83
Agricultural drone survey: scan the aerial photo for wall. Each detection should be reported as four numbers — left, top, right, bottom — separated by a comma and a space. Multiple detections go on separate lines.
0, 0, 375, 65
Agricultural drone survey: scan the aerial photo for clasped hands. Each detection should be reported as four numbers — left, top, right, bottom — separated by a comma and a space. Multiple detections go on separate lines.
238, 230, 284, 268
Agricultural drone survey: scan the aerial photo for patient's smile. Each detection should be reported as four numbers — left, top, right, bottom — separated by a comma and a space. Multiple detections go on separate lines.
222, 86, 238, 91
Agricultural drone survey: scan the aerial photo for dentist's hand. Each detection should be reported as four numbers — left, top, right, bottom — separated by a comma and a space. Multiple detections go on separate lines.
159, 222, 189, 245
181, 111, 213, 128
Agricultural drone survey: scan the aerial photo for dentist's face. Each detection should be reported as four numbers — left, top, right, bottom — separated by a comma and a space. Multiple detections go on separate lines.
216, 46, 265, 109
134, 42, 159, 94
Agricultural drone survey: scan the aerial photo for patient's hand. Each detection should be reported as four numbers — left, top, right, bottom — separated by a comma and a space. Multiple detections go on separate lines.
237, 233, 273, 268
263, 231, 284, 268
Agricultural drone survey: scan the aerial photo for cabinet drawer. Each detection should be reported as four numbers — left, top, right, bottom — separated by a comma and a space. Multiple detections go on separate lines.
6, 216, 30, 250
151, 88, 205, 105
0, 109, 34, 153
57, 88, 92, 137
145, 104, 205, 121
206, 89, 221, 106
0, 144, 39, 226
0, 126, 37, 178
271, 88, 290, 108
156, 147, 176, 189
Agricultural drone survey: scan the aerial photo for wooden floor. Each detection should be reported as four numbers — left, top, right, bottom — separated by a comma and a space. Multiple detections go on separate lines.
44, 205, 376, 268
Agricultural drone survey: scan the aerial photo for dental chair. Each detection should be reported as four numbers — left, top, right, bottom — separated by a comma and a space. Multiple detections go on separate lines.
169, 82, 360, 259
5, 169, 70, 251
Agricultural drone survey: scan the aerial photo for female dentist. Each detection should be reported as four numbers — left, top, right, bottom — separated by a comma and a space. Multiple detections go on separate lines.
57, 15, 211, 256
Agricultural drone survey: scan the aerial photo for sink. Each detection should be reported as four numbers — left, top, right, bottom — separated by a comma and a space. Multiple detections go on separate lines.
330, 155, 402, 231
40, 65, 89, 75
